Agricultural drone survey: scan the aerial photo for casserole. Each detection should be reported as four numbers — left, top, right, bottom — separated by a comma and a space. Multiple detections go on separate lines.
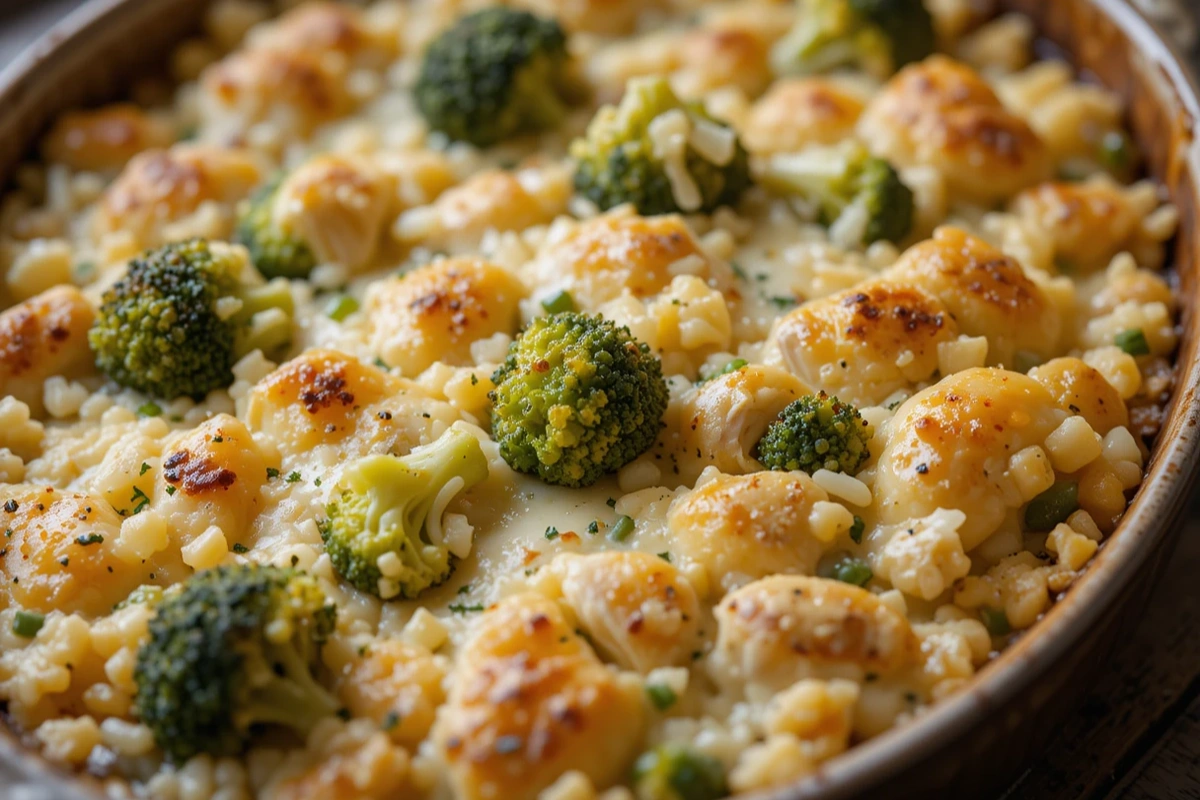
0, 1, 1197, 798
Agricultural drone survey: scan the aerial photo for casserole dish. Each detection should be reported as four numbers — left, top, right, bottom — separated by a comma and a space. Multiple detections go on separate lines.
0, 0, 1197, 798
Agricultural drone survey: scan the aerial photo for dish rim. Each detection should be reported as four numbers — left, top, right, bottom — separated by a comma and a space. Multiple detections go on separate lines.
0, 1, 1197, 798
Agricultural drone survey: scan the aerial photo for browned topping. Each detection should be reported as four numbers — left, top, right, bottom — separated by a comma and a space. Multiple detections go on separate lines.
163, 450, 237, 495
296, 364, 355, 413
0, 307, 40, 376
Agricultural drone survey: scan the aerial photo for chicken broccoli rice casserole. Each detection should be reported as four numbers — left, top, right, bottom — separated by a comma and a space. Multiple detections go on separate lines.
0, 0, 1183, 797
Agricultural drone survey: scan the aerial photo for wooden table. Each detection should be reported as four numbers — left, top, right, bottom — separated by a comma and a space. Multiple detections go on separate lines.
0, 2, 1197, 798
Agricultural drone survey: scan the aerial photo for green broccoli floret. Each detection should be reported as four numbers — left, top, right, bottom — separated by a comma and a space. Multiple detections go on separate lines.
234, 178, 317, 279
756, 392, 874, 475
571, 76, 752, 216
89, 239, 294, 401
414, 8, 577, 146
633, 744, 729, 800
133, 564, 338, 764
759, 142, 914, 246
320, 425, 489, 600
771, 0, 935, 79
489, 312, 668, 488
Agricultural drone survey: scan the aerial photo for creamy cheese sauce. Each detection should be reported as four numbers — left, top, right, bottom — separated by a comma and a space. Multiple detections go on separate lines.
0, 1, 1182, 798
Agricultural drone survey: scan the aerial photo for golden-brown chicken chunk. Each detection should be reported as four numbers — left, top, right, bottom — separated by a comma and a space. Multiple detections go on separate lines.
41, 104, 176, 173
885, 227, 1061, 364
548, 552, 703, 674
667, 471, 831, 593
1030, 357, 1129, 436
245, 349, 398, 455
337, 639, 446, 748
436, 593, 645, 800
858, 56, 1050, 204
249, 1, 395, 68
874, 368, 1068, 550
674, 24, 773, 98
768, 282, 958, 407
244, 349, 457, 460
272, 154, 391, 271
710, 575, 920, 694
1084, 265, 1174, 317
526, 213, 727, 311
367, 258, 525, 376
396, 168, 571, 254
0, 486, 149, 617
94, 146, 263, 247
0, 286, 95, 416
1009, 179, 1145, 274
155, 415, 268, 545
200, 47, 353, 141
675, 364, 810, 481
743, 78, 866, 155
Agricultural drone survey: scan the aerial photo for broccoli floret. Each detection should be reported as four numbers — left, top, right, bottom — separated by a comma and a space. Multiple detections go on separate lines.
133, 564, 338, 764
756, 392, 874, 475
234, 178, 317, 279
89, 239, 294, 400
489, 312, 668, 488
414, 8, 577, 146
571, 76, 752, 216
320, 425, 489, 600
760, 142, 914, 246
771, 0, 935, 79
633, 744, 729, 800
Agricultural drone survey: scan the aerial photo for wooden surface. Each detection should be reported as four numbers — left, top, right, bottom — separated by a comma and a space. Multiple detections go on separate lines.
0, 1, 1197, 799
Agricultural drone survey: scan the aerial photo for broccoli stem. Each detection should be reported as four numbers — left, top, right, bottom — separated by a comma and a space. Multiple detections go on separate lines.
395, 427, 490, 537
236, 641, 339, 735
231, 279, 295, 359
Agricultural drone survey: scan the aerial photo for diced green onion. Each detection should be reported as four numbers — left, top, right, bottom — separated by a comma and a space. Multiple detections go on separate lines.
700, 358, 748, 383
541, 290, 576, 315
646, 684, 678, 711
12, 610, 45, 638
608, 515, 635, 542
326, 295, 360, 322
979, 606, 1011, 637
137, 402, 162, 417
1114, 328, 1150, 357
1024, 481, 1079, 532
830, 557, 872, 587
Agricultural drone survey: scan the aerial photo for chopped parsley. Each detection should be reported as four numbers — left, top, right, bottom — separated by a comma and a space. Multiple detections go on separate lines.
646, 684, 678, 711
449, 602, 485, 614
130, 486, 151, 515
